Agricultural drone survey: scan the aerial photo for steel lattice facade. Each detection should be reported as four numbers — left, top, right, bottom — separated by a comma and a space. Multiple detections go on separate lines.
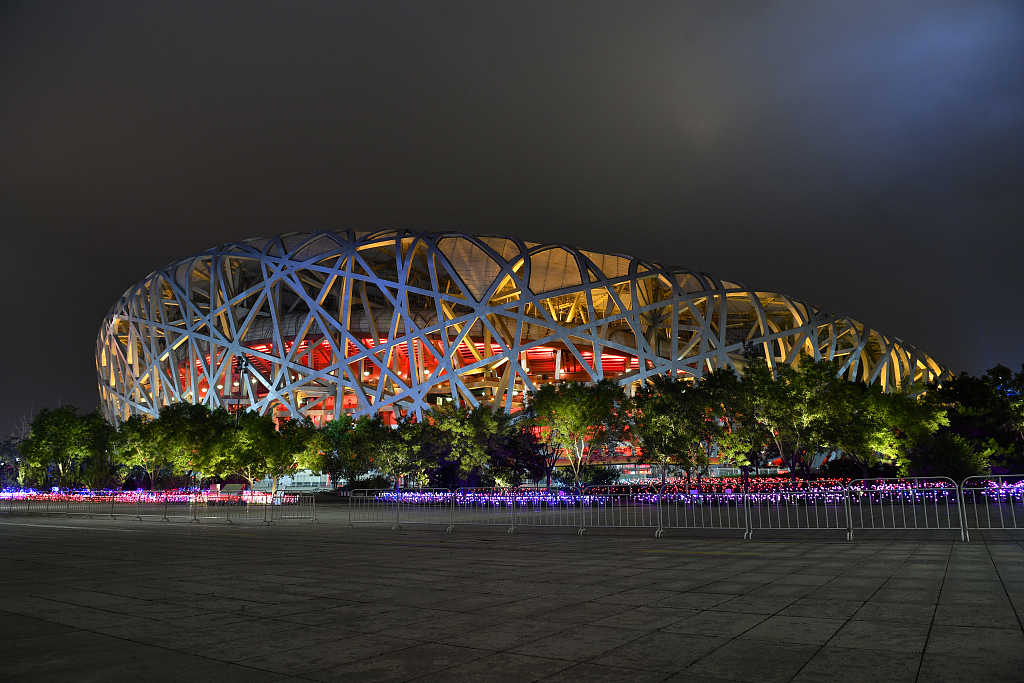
96, 230, 951, 424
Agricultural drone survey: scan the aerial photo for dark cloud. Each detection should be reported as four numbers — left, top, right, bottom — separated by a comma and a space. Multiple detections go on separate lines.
1, 1, 1022, 433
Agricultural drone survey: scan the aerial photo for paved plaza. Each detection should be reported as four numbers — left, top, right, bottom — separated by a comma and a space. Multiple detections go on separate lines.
1, 510, 1022, 683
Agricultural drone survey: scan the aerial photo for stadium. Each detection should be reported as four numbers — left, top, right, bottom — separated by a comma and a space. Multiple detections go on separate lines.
96, 230, 951, 425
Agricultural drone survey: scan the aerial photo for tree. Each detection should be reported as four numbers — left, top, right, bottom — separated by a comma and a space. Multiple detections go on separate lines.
527, 379, 626, 489
214, 412, 317, 496
742, 357, 848, 482
79, 411, 121, 491
21, 406, 93, 489
0, 438, 23, 489
19, 407, 122, 491
702, 367, 770, 473
428, 405, 499, 487
631, 375, 696, 489
301, 415, 372, 488
267, 417, 319, 496
831, 384, 947, 479
114, 415, 168, 489
927, 365, 1024, 473
150, 403, 231, 487
2, 415, 32, 488
216, 410, 273, 492
485, 414, 549, 488
357, 414, 423, 489
906, 432, 992, 483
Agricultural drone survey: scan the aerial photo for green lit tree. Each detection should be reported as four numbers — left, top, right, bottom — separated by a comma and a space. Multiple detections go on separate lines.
742, 357, 849, 482
527, 379, 626, 489
21, 406, 93, 489
301, 415, 372, 488
356, 414, 423, 490
150, 402, 231, 488
429, 404, 499, 487
831, 383, 947, 479
79, 411, 120, 491
114, 414, 169, 489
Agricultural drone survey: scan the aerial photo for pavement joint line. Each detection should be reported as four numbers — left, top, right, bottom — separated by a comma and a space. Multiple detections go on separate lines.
5, 523, 1022, 682
0, 607, 323, 681
640, 550, 763, 556
984, 536, 1024, 633
0, 521, 147, 533
683, 539, 921, 680
915, 542, 953, 682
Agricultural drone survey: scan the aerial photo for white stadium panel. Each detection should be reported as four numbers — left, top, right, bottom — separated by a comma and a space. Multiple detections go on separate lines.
96, 230, 952, 424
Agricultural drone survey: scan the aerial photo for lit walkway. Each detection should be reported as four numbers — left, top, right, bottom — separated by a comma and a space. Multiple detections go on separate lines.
1, 516, 1021, 682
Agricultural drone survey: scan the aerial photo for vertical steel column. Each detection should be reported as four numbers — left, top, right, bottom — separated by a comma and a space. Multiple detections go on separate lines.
447, 490, 456, 532
577, 487, 588, 536
261, 494, 274, 525
508, 489, 519, 535
655, 486, 665, 538
844, 485, 854, 541
743, 494, 753, 540
957, 480, 968, 542
392, 490, 402, 531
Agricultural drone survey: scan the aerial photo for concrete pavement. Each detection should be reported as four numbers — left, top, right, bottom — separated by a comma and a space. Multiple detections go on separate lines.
1, 515, 1022, 682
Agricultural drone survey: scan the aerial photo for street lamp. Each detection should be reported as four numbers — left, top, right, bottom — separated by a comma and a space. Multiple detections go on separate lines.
233, 354, 249, 418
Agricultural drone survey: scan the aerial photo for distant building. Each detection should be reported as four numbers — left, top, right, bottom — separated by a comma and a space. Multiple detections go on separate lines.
97, 230, 950, 424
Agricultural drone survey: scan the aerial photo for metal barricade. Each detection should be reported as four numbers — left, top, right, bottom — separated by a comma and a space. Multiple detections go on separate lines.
392, 489, 451, 529
659, 486, 749, 537
130, 491, 174, 520
960, 475, 1024, 541
109, 493, 139, 519
5, 494, 42, 515
848, 477, 963, 541
745, 486, 849, 539
278, 491, 319, 523
62, 493, 116, 519
152, 491, 197, 521
190, 491, 256, 524
348, 489, 453, 529
348, 489, 394, 526
454, 488, 522, 533
581, 486, 659, 536
454, 487, 593, 534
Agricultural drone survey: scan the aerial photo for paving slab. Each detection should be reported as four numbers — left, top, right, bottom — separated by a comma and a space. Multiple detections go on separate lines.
0, 516, 1022, 682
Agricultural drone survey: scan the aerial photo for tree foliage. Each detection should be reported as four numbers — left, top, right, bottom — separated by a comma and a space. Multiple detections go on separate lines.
21, 406, 123, 490
924, 365, 1024, 474
527, 379, 626, 488
16, 358, 1024, 493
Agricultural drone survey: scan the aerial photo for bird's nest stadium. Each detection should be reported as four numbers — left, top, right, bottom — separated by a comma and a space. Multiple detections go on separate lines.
96, 230, 951, 424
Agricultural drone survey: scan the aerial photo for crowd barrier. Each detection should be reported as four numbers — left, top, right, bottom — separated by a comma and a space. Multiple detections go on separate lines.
348, 489, 452, 529
338, 477, 1024, 541
0, 490, 318, 525
847, 477, 964, 541
3, 479, 1023, 541
960, 475, 1024, 542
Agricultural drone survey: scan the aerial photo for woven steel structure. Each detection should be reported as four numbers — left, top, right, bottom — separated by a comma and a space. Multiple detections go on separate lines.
97, 230, 951, 424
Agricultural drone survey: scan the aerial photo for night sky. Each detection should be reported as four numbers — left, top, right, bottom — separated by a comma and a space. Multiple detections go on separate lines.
1, 1, 1022, 435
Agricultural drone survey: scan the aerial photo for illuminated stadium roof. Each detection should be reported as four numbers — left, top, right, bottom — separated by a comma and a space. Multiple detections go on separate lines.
96, 230, 951, 423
